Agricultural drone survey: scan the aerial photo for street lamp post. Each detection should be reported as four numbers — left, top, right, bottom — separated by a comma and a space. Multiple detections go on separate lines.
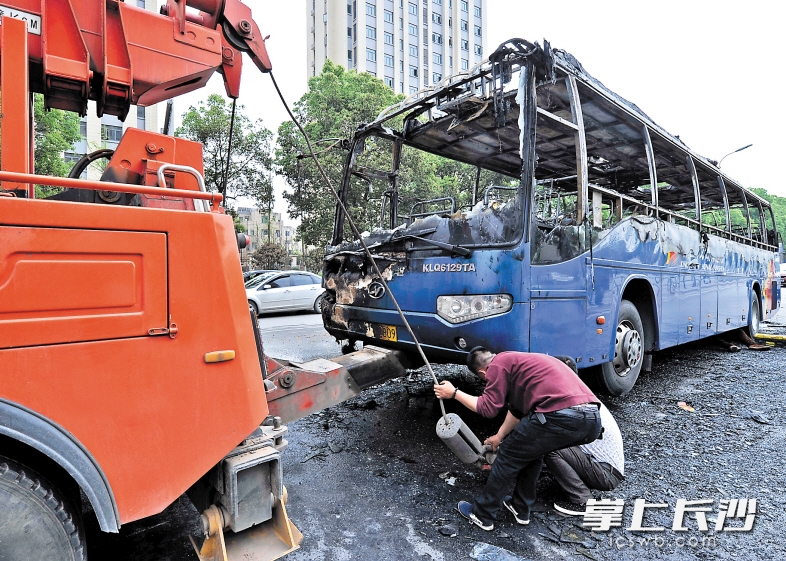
718, 144, 752, 168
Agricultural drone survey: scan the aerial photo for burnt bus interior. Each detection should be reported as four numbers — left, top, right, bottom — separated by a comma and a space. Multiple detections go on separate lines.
330, 40, 778, 263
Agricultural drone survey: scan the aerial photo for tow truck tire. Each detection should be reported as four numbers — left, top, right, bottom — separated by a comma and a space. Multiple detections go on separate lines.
595, 300, 644, 396
0, 456, 86, 561
748, 291, 761, 337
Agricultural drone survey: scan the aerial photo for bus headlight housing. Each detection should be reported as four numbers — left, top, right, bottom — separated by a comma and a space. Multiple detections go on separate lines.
436, 294, 513, 324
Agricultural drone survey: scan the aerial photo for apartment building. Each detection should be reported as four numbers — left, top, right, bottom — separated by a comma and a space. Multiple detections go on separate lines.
65, 0, 160, 179
307, 0, 487, 94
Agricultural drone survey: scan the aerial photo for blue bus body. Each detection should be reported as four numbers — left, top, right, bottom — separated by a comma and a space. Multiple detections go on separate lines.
321, 39, 780, 394
326, 218, 779, 363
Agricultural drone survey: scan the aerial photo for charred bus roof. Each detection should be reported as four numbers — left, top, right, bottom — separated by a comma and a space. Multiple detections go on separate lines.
351, 38, 771, 214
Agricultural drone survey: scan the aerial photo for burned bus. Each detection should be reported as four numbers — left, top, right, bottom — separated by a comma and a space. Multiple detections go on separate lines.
320, 38, 781, 395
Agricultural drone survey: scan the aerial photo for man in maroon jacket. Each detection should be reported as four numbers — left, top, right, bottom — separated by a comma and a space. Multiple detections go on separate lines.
434, 347, 601, 531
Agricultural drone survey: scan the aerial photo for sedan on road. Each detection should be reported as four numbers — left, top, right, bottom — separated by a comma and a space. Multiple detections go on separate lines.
246, 270, 325, 316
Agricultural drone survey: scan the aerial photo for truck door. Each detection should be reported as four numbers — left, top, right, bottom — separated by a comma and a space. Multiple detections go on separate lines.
0, 226, 167, 349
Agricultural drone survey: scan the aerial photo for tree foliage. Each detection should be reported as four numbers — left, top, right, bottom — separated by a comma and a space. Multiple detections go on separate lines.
277, 61, 515, 250
31, 94, 81, 197
177, 94, 274, 210
751, 188, 786, 244
251, 242, 289, 270
276, 61, 403, 249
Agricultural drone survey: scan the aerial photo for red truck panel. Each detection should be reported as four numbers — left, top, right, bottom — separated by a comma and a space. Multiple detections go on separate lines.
0, 197, 268, 523
0, 227, 167, 349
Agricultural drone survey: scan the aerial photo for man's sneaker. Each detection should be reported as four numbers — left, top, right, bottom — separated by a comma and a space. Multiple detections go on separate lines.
502, 496, 530, 525
456, 501, 494, 531
553, 499, 587, 516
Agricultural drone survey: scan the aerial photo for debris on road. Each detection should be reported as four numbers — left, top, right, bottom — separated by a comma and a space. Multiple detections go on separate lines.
748, 411, 772, 425
470, 542, 529, 561
538, 532, 560, 543
575, 547, 599, 560
677, 401, 695, 412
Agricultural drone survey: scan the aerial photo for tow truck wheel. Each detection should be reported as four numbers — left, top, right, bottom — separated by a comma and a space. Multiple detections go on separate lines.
596, 299, 644, 396
0, 456, 86, 561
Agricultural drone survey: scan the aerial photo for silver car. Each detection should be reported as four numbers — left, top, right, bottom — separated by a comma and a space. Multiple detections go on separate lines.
246, 270, 325, 316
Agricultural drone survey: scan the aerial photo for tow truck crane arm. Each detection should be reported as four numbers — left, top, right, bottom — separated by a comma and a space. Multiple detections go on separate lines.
11, 0, 270, 119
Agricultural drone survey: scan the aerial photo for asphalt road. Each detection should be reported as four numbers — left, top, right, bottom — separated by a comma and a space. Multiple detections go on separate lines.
256, 311, 343, 362
86, 309, 786, 561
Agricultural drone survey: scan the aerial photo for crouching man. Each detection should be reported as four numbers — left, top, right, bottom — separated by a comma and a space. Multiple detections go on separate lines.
545, 401, 625, 515
434, 347, 602, 531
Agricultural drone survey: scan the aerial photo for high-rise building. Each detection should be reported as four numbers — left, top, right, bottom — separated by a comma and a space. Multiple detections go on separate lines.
307, 0, 487, 94
65, 0, 161, 179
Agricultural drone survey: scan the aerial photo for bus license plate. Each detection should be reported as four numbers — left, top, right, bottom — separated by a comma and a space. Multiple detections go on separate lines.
374, 324, 397, 342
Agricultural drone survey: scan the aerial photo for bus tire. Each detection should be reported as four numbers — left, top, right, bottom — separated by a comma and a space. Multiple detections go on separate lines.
748, 291, 761, 337
596, 299, 644, 396
0, 456, 86, 561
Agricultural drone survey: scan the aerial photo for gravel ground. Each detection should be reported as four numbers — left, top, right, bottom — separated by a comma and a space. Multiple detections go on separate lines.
283, 318, 786, 561
84, 314, 786, 560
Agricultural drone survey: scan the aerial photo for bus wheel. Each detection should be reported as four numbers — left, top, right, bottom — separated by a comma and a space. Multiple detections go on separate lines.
0, 456, 86, 561
597, 299, 644, 396
748, 292, 761, 337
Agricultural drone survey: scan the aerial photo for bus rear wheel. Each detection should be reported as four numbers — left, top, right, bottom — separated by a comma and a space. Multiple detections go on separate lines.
0, 456, 86, 561
748, 291, 761, 337
596, 299, 644, 396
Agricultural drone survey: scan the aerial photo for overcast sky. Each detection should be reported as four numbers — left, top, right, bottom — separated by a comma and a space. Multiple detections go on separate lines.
174, 0, 785, 218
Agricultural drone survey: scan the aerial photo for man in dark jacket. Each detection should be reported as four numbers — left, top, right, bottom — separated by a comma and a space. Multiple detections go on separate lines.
434, 347, 601, 531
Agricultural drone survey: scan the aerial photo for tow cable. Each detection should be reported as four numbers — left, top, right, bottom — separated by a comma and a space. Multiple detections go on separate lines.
269, 72, 488, 465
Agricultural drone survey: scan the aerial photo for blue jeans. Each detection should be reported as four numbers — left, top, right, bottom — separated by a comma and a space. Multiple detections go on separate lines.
472, 408, 602, 524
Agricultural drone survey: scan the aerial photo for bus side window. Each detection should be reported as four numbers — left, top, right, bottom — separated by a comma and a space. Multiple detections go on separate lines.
651, 136, 699, 231
726, 185, 751, 238
587, 188, 620, 231
577, 81, 652, 211
693, 163, 727, 234
747, 200, 763, 243
763, 203, 777, 246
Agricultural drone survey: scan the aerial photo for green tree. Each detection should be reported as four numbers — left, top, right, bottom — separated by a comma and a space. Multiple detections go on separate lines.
251, 242, 288, 270
276, 61, 403, 249
752, 188, 786, 243
32, 94, 81, 197
300, 246, 325, 274
177, 94, 274, 211
277, 61, 516, 251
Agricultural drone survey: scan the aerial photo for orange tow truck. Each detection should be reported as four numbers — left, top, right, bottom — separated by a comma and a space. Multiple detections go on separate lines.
0, 2, 412, 560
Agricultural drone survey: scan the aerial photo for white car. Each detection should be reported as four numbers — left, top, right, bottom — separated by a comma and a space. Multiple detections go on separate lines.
246, 270, 325, 316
